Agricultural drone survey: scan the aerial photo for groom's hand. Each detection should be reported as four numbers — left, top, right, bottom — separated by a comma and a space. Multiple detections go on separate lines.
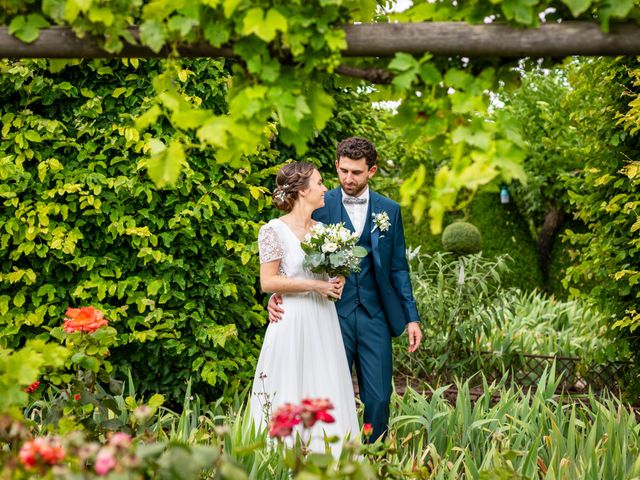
267, 294, 285, 323
407, 322, 422, 353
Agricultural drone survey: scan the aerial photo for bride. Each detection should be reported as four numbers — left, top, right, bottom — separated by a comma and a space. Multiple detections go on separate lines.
250, 161, 360, 453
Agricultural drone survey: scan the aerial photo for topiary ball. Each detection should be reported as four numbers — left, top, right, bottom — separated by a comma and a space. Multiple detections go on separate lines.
441, 221, 482, 255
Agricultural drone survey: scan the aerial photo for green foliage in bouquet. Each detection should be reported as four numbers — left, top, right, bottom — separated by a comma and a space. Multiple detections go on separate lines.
441, 221, 482, 255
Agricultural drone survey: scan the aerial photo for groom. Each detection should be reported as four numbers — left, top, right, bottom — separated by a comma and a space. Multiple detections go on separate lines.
268, 137, 422, 441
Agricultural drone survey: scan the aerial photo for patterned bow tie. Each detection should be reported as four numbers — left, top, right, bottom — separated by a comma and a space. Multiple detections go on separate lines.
343, 196, 367, 205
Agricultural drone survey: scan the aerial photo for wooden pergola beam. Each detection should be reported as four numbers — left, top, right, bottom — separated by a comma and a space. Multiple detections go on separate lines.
1, 22, 640, 59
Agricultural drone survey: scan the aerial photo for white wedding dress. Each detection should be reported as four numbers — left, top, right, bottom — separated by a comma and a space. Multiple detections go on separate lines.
251, 218, 359, 454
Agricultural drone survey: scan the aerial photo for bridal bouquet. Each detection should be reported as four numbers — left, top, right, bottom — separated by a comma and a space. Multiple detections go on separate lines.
301, 223, 367, 299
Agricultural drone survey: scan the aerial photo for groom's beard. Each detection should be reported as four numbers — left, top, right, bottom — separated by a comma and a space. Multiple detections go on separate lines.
341, 181, 368, 197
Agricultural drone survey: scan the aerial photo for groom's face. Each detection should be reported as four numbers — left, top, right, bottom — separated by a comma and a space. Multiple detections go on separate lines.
336, 156, 377, 197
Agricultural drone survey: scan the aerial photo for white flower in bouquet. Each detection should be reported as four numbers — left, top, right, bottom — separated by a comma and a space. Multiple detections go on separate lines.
322, 241, 338, 253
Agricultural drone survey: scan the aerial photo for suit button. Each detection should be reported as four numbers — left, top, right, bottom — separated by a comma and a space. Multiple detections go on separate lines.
355, 300, 360, 305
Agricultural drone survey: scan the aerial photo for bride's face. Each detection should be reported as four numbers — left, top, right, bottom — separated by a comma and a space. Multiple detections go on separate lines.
300, 169, 327, 209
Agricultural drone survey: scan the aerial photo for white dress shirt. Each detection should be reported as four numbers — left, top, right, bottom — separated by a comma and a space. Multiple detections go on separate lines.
341, 187, 369, 238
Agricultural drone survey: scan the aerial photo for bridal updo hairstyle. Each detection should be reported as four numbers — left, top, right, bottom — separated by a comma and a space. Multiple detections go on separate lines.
272, 161, 316, 213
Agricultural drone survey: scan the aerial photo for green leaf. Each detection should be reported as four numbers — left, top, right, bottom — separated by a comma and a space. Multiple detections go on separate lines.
8, 14, 50, 43
307, 84, 334, 131
146, 139, 186, 188
148, 393, 165, 408
242, 8, 288, 42
223, 0, 242, 17
502, 0, 538, 25
71, 0, 92, 13
140, 19, 166, 53
88, 7, 115, 26
24, 130, 42, 142
14, 292, 26, 308
42, 0, 66, 22
602, 0, 634, 17
388, 53, 418, 72
135, 105, 162, 131
562, 0, 592, 16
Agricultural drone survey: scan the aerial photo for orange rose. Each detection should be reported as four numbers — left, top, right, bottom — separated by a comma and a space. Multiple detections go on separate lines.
63, 307, 108, 334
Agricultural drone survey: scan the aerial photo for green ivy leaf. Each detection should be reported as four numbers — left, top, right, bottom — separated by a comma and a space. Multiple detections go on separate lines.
242, 8, 288, 42
8, 14, 50, 43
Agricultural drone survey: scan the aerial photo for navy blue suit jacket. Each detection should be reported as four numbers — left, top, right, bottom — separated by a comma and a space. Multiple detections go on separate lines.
312, 188, 420, 337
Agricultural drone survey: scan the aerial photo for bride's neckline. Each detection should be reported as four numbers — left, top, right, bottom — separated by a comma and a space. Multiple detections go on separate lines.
275, 218, 317, 243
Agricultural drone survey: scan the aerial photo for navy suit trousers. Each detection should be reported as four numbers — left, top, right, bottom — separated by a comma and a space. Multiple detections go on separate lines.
339, 305, 392, 442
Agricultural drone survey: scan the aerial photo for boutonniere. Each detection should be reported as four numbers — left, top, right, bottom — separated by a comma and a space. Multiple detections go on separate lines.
372, 211, 391, 233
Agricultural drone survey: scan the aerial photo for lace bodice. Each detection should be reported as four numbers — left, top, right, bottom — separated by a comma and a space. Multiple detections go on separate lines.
258, 218, 317, 280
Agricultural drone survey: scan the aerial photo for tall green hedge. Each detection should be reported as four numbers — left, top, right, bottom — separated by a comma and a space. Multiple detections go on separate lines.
0, 57, 386, 402
0, 58, 277, 401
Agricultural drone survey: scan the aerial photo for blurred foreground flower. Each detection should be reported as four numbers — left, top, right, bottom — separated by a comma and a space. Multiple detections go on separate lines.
24, 381, 40, 394
269, 398, 335, 438
300, 398, 335, 427
63, 306, 108, 334
19, 437, 66, 469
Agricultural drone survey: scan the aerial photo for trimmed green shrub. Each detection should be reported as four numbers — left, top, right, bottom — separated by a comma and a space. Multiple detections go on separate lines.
466, 192, 543, 291
441, 221, 482, 255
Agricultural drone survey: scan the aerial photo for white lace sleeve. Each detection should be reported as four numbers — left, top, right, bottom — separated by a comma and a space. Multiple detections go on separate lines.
258, 224, 284, 264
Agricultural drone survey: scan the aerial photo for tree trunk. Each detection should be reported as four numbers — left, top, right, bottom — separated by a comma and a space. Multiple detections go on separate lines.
537, 205, 565, 285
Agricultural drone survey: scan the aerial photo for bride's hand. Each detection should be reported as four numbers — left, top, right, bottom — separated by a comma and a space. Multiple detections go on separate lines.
314, 280, 342, 299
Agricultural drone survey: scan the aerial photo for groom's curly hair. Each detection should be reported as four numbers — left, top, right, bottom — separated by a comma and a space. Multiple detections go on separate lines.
336, 137, 377, 169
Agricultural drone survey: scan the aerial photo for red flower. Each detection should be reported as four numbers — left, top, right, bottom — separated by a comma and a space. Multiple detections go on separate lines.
24, 381, 40, 394
268, 398, 337, 438
363, 423, 373, 438
74, 394, 81, 401
299, 398, 335, 428
19, 437, 66, 469
268, 403, 302, 438
63, 306, 108, 334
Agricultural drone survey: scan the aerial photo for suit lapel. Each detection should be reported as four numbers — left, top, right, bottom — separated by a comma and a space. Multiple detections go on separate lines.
370, 191, 383, 271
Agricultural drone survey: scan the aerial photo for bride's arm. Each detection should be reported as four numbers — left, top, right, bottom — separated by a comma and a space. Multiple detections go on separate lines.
260, 261, 342, 299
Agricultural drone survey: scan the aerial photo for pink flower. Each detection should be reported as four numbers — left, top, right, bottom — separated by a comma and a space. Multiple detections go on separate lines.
63, 306, 108, 334
95, 447, 117, 476
19, 437, 65, 469
108, 432, 132, 449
